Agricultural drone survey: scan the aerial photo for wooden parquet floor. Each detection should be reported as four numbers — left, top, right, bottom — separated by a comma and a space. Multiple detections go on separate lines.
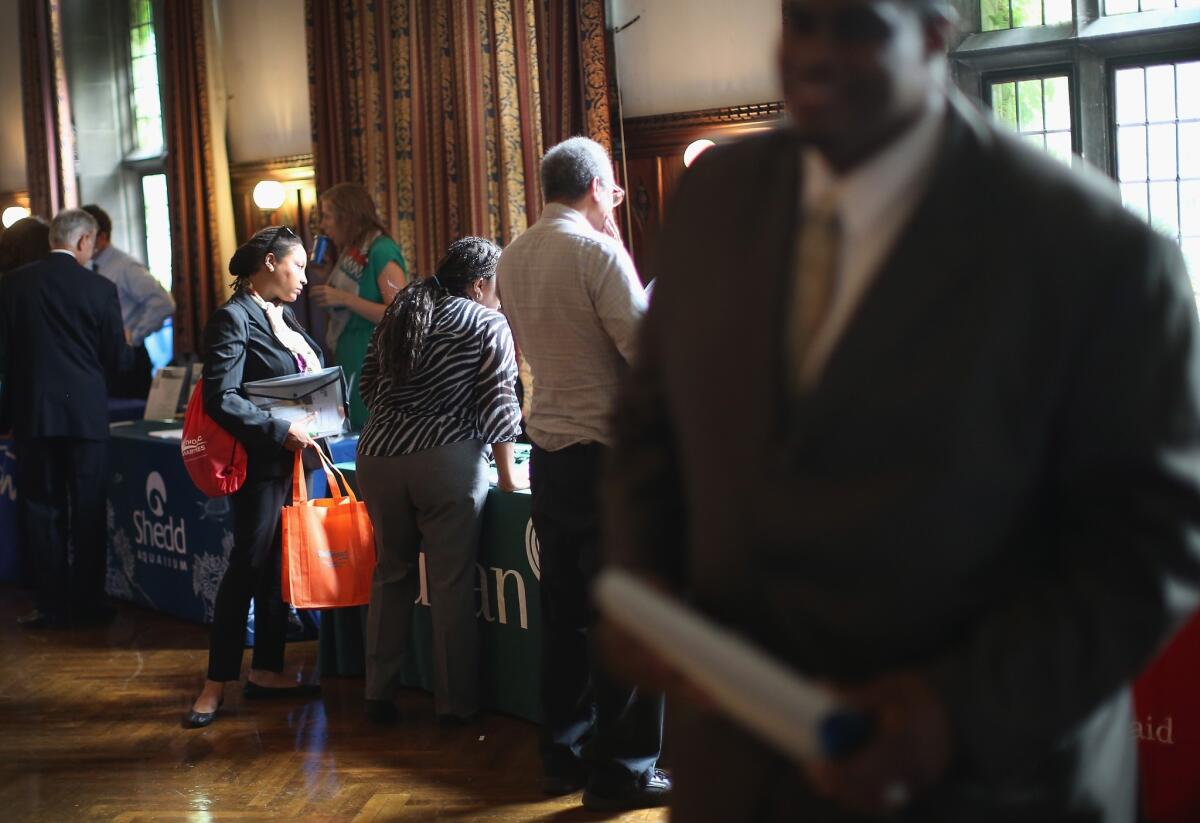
0, 586, 668, 823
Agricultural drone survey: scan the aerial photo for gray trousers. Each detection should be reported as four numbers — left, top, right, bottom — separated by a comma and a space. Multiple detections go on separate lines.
358, 439, 489, 718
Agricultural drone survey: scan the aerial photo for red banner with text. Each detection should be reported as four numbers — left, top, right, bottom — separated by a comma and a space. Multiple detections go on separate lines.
1134, 609, 1200, 823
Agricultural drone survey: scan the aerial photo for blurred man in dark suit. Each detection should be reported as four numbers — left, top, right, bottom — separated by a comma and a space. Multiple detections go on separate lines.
603, 0, 1200, 820
0, 208, 132, 628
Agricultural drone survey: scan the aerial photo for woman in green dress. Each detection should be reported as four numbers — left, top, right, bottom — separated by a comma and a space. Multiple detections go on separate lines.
310, 183, 409, 428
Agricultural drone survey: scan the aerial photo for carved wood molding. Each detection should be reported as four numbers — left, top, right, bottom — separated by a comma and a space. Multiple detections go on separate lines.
228, 154, 316, 185
0, 190, 32, 209
618, 101, 785, 156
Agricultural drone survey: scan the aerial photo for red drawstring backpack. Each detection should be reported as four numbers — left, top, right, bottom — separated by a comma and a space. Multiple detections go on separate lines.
180, 380, 246, 497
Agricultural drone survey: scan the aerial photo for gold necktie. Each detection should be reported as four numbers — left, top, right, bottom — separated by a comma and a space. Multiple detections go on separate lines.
789, 196, 842, 393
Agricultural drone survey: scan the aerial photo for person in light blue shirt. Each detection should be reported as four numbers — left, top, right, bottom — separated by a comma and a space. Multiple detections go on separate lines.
82, 204, 175, 398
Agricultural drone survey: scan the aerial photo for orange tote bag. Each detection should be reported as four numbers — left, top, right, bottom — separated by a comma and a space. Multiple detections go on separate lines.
281, 448, 375, 609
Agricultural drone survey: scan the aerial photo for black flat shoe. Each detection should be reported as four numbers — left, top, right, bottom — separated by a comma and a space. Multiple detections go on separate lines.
436, 712, 479, 729
74, 603, 117, 626
542, 762, 589, 796
242, 681, 321, 699
184, 697, 223, 729
582, 768, 673, 811
17, 609, 69, 630
365, 699, 399, 725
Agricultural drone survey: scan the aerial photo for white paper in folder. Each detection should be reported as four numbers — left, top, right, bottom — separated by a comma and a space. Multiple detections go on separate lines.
243, 365, 348, 439
593, 569, 874, 762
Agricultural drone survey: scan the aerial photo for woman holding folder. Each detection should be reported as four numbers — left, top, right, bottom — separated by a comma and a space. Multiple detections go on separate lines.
186, 226, 324, 727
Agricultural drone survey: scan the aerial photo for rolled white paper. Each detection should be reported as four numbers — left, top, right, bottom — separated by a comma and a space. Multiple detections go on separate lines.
593, 568, 839, 761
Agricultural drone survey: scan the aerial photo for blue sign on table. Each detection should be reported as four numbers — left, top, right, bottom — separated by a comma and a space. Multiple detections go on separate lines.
105, 424, 237, 623
105, 423, 359, 627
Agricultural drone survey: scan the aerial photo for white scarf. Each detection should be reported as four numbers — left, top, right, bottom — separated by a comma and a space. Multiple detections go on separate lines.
245, 288, 320, 374
324, 229, 382, 351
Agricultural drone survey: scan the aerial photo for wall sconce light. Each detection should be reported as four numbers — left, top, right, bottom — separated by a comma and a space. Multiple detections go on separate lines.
1, 206, 31, 228
252, 180, 287, 211
683, 139, 716, 168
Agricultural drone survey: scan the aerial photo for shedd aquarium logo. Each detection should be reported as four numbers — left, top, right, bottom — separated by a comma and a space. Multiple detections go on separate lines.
133, 471, 189, 568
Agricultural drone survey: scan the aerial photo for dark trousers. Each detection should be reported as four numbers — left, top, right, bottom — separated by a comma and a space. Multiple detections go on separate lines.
360, 440, 490, 717
108, 343, 153, 399
530, 443, 664, 790
16, 437, 109, 619
206, 474, 290, 681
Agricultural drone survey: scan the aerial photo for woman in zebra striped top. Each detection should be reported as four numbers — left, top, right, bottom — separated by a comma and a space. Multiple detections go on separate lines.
356, 236, 525, 726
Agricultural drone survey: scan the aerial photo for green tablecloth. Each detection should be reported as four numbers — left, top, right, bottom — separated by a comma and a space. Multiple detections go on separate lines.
319, 448, 542, 723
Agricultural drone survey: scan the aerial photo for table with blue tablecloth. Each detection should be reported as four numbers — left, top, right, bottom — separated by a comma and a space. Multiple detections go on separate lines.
0, 400, 154, 583
104, 420, 356, 626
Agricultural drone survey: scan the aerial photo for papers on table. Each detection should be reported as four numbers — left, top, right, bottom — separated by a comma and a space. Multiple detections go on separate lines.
592, 569, 875, 762
243, 366, 348, 439
143, 365, 193, 420
147, 428, 184, 440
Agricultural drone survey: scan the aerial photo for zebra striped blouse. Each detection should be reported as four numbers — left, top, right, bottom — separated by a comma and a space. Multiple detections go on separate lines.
357, 296, 523, 457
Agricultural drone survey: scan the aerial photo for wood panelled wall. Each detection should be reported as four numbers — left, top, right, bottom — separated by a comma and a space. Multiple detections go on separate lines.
229, 154, 317, 245
616, 102, 784, 283
0, 190, 32, 216
228, 154, 326, 350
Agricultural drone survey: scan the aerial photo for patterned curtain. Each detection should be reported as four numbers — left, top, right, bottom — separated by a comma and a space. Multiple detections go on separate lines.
306, 0, 612, 280
162, 0, 226, 357
534, 0, 611, 154
18, 0, 77, 218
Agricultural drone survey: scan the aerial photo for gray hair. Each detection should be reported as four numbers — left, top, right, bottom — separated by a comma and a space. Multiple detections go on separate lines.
540, 137, 614, 203
50, 209, 98, 249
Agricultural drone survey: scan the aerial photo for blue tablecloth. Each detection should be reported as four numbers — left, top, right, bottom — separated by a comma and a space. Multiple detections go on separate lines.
107, 398, 147, 422
105, 420, 357, 627
0, 402, 146, 583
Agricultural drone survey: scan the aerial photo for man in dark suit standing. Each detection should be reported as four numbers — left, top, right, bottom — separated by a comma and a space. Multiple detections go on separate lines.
603, 0, 1200, 820
0, 208, 132, 628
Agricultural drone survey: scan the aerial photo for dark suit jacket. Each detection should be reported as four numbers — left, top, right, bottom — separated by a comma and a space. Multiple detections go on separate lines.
0, 251, 132, 440
202, 289, 324, 479
606, 97, 1200, 822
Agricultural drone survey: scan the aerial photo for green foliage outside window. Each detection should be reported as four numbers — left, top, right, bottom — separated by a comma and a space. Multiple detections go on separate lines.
981, 0, 1071, 31
989, 75, 1074, 166
128, 0, 163, 153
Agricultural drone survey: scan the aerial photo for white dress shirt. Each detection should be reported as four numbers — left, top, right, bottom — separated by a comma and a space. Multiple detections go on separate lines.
92, 244, 175, 346
798, 94, 946, 383
498, 203, 647, 451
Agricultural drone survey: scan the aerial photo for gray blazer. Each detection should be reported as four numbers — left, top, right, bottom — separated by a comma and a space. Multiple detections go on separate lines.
605, 97, 1200, 822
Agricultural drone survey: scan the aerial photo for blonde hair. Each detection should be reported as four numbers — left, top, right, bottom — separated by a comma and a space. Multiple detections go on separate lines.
320, 183, 389, 248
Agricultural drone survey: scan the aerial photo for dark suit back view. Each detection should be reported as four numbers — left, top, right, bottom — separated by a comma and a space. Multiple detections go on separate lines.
0, 250, 132, 625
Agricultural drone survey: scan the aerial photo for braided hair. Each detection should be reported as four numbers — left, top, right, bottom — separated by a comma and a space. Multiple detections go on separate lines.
375, 236, 500, 384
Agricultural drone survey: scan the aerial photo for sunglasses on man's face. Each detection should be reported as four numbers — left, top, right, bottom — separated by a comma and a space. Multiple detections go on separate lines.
783, 3, 898, 43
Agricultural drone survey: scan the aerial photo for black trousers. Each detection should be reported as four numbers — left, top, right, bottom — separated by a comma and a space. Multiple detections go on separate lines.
107, 343, 153, 400
530, 443, 664, 790
206, 473, 290, 681
16, 437, 109, 619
